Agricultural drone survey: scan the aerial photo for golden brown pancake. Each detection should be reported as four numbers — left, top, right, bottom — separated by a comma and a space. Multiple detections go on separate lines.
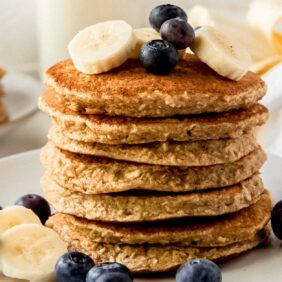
47, 192, 271, 273
41, 142, 266, 194
52, 227, 270, 273
44, 55, 266, 117
47, 191, 271, 247
42, 174, 265, 222
48, 127, 258, 166
39, 91, 269, 144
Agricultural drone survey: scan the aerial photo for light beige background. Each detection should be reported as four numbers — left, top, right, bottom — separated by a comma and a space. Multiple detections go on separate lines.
0, 0, 252, 74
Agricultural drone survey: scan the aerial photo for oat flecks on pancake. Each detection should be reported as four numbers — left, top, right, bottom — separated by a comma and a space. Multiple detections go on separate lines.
39, 91, 269, 144
44, 55, 266, 117
48, 127, 258, 167
47, 191, 271, 247
41, 143, 266, 194
42, 174, 265, 222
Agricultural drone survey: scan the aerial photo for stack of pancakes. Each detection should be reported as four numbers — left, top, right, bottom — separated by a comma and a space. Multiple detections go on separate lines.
0, 67, 7, 123
40, 55, 272, 273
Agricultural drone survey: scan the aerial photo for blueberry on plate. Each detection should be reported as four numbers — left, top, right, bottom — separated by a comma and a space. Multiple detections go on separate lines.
55, 252, 95, 282
271, 200, 282, 239
160, 18, 195, 49
140, 39, 179, 75
86, 262, 133, 282
149, 4, 188, 32
15, 194, 51, 224
176, 259, 222, 282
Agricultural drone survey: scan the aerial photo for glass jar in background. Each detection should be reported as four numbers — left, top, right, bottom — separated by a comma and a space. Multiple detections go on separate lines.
36, 0, 253, 76
36, 0, 145, 75
0, 0, 38, 77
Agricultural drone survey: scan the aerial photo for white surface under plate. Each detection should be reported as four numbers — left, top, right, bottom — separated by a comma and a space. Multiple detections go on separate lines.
0, 72, 42, 135
0, 150, 282, 282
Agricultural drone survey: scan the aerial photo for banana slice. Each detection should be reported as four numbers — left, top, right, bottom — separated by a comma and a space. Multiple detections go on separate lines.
68, 20, 137, 74
129, 27, 186, 59
189, 5, 276, 64
129, 28, 160, 59
190, 26, 251, 81
0, 206, 41, 235
0, 224, 67, 282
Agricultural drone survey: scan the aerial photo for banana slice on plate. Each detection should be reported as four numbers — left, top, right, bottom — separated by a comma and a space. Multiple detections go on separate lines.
0, 206, 41, 235
68, 20, 137, 74
190, 26, 251, 81
129, 28, 160, 59
0, 224, 67, 282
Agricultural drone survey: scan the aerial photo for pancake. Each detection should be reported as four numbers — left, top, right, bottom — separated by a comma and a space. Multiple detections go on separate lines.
48, 127, 258, 166
41, 143, 266, 194
44, 55, 266, 117
47, 191, 271, 247
39, 91, 269, 144
47, 217, 270, 273
42, 174, 264, 222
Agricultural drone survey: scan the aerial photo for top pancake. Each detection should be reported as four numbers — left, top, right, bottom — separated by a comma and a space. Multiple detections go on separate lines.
44, 55, 266, 117
47, 190, 271, 247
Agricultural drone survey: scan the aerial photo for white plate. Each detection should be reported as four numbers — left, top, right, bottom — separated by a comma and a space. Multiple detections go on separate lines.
0, 72, 43, 135
0, 151, 282, 282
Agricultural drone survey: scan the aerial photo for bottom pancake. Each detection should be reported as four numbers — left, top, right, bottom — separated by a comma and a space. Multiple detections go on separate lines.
47, 191, 271, 247
47, 220, 270, 273
47, 192, 271, 272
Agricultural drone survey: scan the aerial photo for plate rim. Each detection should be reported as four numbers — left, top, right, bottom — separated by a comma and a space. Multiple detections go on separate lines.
0, 71, 43, 132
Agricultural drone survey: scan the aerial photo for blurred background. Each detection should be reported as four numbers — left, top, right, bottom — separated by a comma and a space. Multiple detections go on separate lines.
0, 0, 256, 76
0, 0, 281, 157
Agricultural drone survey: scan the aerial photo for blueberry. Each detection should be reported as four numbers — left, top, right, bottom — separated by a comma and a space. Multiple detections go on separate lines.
140, 39, 179, 74
86, 262, 133, 282
149, 4, 188, 32
271, 200, 282, 239
55, 252, 95, 282
160, 18, 195, 49
176, 259, 222, 282
15, 194, 51, 224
